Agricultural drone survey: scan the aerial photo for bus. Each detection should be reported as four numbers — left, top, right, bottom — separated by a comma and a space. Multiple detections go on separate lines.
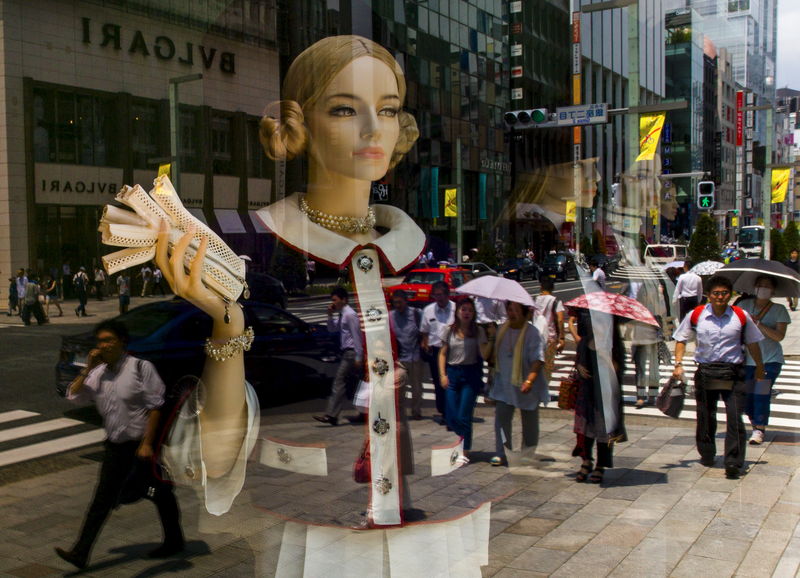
738, 225, 764, 258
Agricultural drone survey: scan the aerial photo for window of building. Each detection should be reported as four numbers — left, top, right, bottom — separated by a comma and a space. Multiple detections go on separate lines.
131, 101, 160, 170
180, 107, 201, 173
33, 86, 119, 167
211, 114, 233, 175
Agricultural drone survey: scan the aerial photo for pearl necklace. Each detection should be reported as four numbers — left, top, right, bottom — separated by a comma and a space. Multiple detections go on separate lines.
299, 196, 376, 235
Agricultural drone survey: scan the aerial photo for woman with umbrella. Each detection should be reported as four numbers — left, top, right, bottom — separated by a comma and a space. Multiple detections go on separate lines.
735, 275, 791, 445
566, 295, 630, 484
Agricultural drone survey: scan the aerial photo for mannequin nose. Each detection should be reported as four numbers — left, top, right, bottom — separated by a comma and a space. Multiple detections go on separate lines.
361, 111, 381, 139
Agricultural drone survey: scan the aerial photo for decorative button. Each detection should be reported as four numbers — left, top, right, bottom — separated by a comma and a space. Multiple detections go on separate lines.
450, 450, 459, 466
372, 357, 389, 376
372, 414, 390, 436
366, 306, 382, 322
375, 475, 393, 495
277, 448, 292, 464
185, 465, 196, 479
357, 254, 374, 273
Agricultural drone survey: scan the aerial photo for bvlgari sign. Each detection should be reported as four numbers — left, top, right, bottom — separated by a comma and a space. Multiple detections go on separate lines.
36, 164, 123, 206
81, 17, 236, 75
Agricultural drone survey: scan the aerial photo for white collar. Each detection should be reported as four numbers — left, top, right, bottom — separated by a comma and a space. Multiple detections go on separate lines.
256, 193, 425, 273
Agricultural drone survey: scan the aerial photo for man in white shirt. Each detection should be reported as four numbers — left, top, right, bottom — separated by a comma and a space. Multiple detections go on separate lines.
420, 281, 455, 424
673, 263, 704, 322
589, 260, 606, 291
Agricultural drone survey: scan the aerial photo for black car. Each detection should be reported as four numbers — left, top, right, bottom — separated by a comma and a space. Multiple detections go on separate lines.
455, 262, 498, 278
540, 253, 578, 281
497, 257, 538, 281
246, 271, 288, 309
56, 298, 339, 405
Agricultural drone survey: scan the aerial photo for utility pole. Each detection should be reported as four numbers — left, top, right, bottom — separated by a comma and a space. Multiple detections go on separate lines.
168, 73, 203, 194
456, 136, 463, 264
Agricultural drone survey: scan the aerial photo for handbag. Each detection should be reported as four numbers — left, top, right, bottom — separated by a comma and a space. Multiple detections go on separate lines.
117, 458, 160, 506
353, 441, 371, 484
656, 377, 686, 418
557, 369, 579, 410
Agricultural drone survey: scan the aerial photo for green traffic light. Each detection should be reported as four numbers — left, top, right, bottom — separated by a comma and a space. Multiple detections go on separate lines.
701, 197, 711, 207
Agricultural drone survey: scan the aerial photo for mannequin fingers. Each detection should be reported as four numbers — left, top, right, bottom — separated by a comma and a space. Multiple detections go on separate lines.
156, 219, 175, 288
188, 236, 208, 293
169, 226, 195, 291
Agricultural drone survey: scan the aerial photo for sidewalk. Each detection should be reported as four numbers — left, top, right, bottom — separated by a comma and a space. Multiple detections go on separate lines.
1, 409, 799, 576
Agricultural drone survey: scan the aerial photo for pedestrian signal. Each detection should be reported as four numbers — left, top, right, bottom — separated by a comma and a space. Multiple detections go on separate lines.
697, 181, 715, 210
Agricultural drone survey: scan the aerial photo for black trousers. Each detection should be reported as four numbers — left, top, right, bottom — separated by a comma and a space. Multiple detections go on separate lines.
21, 301, 45, 325
679, 296, 701, 323
695, 385, 747, 469
425, 346, 446, 417
72, 440, 182, 559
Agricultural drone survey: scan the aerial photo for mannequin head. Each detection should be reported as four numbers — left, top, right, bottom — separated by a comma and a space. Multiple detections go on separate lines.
260, 35, 418, 173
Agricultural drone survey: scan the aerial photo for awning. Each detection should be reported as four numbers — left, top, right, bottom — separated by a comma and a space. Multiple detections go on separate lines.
188, 208, 208, 225
249, 210, 269, 233
214, 209, 246, 234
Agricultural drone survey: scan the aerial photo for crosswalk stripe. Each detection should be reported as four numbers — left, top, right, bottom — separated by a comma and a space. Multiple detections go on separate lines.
0, 410, 39, 424
0, 430, 105, 467
0, 418, 87, 443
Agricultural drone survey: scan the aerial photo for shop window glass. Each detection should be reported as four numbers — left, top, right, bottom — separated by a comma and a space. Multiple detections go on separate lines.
180, 108, 201, 173
131, 102, 159, 170
33, 90, 55, 163
56, 92, 77, 163
212, 115, 233, 175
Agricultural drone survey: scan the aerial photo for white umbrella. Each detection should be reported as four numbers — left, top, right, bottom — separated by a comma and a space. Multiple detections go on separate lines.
455, 276, 534, 307
690, 260, 725, 276
660, 261, 685, 270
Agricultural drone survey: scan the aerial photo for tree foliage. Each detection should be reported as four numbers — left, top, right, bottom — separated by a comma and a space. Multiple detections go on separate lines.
771, 228, 787, 263
783, 221, 800, 254
688, 213, 721, 264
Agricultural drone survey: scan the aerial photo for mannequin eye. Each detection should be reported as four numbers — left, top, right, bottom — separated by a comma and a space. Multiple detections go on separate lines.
330, 106, 356, 117
379, 107, 399, 117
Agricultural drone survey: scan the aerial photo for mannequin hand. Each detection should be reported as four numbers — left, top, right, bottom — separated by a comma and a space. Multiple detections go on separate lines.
156, 220, 243, 328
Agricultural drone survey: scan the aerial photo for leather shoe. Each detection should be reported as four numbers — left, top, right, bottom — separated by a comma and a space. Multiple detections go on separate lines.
148, 540, 185, 558
313, 414, 338, 426
700, 455, 715, 467
725, 465, 741, 480
54, 547, 87, 569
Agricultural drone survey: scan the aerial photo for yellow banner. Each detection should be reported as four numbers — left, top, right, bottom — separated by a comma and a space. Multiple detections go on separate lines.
636, 113, 666, 162
731, 216, 739, 228
444, 187, 457, 217
771, 168, 791, 203
649, 207, 658, 225
158, 163, 171, 177
565, 200, 576, 223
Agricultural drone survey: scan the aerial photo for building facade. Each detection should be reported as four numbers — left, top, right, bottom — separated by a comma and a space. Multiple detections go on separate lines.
0, 0, 282, 278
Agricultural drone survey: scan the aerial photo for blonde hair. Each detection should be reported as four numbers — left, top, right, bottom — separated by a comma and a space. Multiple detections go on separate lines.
259, 35, 418, 169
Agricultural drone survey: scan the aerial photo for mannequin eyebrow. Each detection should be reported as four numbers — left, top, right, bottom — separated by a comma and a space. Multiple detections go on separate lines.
326, 93, 400, 102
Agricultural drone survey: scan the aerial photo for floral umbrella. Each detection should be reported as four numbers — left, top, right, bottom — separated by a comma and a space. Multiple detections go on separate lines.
690, 260, 725, 276
565, 291, 659, 326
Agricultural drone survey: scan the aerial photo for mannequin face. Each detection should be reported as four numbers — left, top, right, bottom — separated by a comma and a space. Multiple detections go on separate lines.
306, 56, 401, 183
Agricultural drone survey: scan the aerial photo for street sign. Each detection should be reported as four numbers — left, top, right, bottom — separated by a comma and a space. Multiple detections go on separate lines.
556, 103, 608, 126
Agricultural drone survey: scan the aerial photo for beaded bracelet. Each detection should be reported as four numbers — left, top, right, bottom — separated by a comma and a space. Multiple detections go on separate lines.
204, 327, 255, 362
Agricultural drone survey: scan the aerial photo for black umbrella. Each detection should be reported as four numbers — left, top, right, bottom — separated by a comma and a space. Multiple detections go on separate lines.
717, 258, 800, 298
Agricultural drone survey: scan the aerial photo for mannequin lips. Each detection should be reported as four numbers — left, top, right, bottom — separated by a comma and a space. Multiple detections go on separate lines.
354, 147, 385, 159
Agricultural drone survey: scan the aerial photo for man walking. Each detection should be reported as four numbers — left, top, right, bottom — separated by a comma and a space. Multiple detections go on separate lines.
140, 264, 153, 297
420, 281, 455, 424
589, 260, 606, 290
117, 272, 131, 314
673, 263, 704, 322
672, 275, 765, 479
55, 320, 183, 569
15, 269, 27, 317
73, 266, 90, 317
314, 287, 363, 425
390, 290, 425, 420
784, 249, 799, 311
21, 274, 46, 326
93, 266, 106, 300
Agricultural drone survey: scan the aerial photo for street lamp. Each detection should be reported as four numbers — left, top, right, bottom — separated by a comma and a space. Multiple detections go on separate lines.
169, 73, 203, 195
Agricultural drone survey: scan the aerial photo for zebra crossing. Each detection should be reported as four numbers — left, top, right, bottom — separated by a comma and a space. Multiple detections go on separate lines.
418, 355, 800, 430
3, 356, 799, 470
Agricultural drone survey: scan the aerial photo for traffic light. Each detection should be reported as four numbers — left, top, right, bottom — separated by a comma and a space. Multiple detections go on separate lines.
697, 181, 715, 210
504, 108, 551, 129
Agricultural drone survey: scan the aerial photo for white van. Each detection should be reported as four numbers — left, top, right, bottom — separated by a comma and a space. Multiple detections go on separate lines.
643, 244, 688, 267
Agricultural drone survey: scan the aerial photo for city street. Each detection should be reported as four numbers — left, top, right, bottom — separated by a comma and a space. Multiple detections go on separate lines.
0, 286, 800, 575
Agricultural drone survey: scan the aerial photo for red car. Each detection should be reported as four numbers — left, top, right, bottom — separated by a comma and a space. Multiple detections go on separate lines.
384, 267, 474, 306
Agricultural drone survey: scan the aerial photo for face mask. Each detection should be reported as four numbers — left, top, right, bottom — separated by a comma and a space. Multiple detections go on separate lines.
755, 287, 773, 300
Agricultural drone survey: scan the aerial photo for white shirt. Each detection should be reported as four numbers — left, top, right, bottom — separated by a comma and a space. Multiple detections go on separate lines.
672, 304, 764, 364
592, 267, 606, 289
420, 301, 455, 347
673, 271, 704, 301
474, 297, 506, 325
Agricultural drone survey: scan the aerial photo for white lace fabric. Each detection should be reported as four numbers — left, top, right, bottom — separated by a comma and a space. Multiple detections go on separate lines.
98, 175, 246, 301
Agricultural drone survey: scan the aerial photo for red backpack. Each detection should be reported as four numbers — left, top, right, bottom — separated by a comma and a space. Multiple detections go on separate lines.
689, 305, 747, 342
